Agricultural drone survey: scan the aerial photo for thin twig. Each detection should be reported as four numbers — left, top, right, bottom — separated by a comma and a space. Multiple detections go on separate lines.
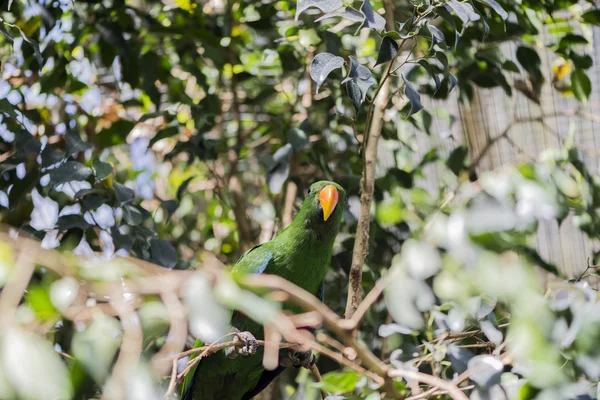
388, 369, 469, 400
310, 363, 327, 400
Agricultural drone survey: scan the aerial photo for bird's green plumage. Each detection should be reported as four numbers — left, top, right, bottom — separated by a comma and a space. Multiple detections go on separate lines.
183, 181, 346, 400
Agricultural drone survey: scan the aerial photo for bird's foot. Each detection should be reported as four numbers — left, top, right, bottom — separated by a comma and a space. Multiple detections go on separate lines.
282, 349, 316, 369
225, 329, 258, 359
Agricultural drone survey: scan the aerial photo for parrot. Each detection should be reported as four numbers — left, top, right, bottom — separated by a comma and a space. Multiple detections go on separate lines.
182, 180, 346, 400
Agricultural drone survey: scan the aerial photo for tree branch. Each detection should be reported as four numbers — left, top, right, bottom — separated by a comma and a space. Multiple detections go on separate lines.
345, 0, 398, 320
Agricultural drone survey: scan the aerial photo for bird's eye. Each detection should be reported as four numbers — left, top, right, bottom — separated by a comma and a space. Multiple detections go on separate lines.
308, 187, 312, 195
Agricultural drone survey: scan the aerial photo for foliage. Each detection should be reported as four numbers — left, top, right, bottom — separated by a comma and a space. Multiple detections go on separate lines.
1, 0, 600, 399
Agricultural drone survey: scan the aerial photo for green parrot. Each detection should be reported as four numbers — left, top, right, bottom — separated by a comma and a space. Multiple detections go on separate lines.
182, 181, 346, 400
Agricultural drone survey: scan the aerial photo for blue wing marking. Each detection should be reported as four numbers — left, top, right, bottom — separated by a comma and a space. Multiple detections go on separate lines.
255, 249, 272, 274
317, 282, 325, 302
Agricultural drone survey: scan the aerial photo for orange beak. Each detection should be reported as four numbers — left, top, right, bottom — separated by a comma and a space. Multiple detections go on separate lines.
319, 185, 339, 221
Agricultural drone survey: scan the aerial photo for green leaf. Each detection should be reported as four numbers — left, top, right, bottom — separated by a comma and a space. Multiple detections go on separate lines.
57, 214, 91, 231
342, 56, 377, 111
287, 128, 309, 151
122, 204, 144, 226
299, 29, 321, 48
9, 167, 38, 208
309, 52, 345, 93
446, 145, 468, 175
267, 143, 293, 194
426, 21, 447, 50
402, 74, 423, 116
476, 0, 508, 20
437, 6, 461, 48
375, 36, 399, 67
66, 131, 93, 155
0, 99, 18, 120
558, 34, 588, 50
49, 162, 93, 188
445, 0, 481, 27
92, 156, 113, 181
571, 69, 592, 102
41, 146, 65, 169
296, 0, 343, 21
360, 0, 386, 31
15, 129, 41, 157
319, 370, 361, 394
1, 328, 73, 400
96, 119, 136, 149
113, 182, 135, 205
149, 123, 180, 146
71, 316, 122, 384
150, 239, 177, 268
315, 6, 364, 24
581, 9, 600, 25
177, 177, 194, 201
502, 60, 520, 73
516, 46, 543, 81
418, 60, 441, 92
568, 51, 593, 70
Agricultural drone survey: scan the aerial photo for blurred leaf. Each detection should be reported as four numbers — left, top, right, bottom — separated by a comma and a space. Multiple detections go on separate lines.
72, 315, 122, 384
57, 214, 91, 231
476, 0, 508, 20
319, 370, 361, 394
149, 123, 179, 146
296, 0, 344, 20
402, 74, 423, 116
150, 239, 177, 268
571, 69, 591, 102
315, 6, 364, 24
403, 240, 442, 280
15, 129, 42, 157
288, 128, 309, 151
446, 146, 468, 175
184, 271, 230, 343
427, 22, 447, 50
581, 9, 600, 25
445, 0, 481, 28
480, 320, 503, 345
41, 146, 65, 169
65, 131, 93, 155
343, 56, 377, 110
49, 162, 92, 188
1, 328, 73, 400
299, 29, 321, 48
558, 34, 588, 50
375, 36, 399, 67
123, 204, 144, 226
267, 143, 293, 194
9, 167, 39, 207
310, 52, 345, 93
96, 120, 136, 149
92, 156, 113, 181
360, 0, 386, 31
418, 60, 441, 92
378, 323, 413, 337
177, 177, 194, 201
516, 46, 543, 81
467, 355, 503, 388
569, 51, 593, 70
114, 182, 135, 205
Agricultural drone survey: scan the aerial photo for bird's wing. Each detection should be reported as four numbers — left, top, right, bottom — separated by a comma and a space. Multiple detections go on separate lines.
241, 279, 326, 399
181, 244, 273, 399
232, 243, 273, 276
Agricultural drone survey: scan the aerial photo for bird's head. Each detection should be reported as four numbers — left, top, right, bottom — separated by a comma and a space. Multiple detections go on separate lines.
301, 181, 346, 238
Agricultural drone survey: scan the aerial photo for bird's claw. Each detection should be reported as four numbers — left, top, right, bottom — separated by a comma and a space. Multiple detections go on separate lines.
225, 329, 258, 359
283, 349, 316, 369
